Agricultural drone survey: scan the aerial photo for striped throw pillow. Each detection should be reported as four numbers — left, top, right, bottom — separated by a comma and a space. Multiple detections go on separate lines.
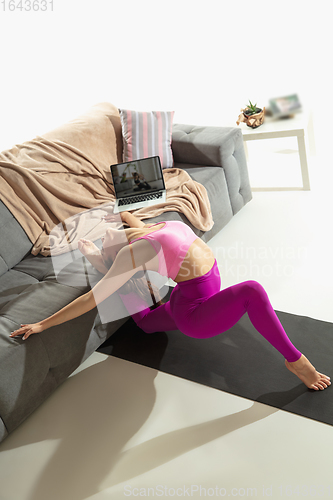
119, 109, 174, 169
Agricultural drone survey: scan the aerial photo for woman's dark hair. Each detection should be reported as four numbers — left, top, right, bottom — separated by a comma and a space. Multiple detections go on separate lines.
104, 253, 163, 309
118, 270, 163, 309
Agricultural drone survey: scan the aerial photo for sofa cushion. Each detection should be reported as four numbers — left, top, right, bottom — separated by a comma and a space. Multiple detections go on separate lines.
0, 199, 32, 277
0, 315, 60, 433
119, 109, 174, 168
0, 269, 38, 309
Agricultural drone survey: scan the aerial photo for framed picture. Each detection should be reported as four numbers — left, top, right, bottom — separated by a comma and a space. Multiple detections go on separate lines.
269, 94, 302, 117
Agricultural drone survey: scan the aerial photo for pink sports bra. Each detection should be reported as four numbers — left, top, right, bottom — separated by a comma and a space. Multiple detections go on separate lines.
130, 220, 199, 280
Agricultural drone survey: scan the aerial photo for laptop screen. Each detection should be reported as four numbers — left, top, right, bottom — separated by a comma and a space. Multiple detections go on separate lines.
110, 156, 166, 199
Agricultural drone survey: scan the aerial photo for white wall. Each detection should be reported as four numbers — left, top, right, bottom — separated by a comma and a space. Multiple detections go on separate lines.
0, 0, 331, 151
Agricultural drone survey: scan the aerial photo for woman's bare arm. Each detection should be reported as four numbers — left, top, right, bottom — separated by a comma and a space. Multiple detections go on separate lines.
121, 211, 146, 228
39, 250, 138, 331
83, 253, 108, 275
90, 239, 157, 304
9, 240, 157, 340
103, 211, 146, 228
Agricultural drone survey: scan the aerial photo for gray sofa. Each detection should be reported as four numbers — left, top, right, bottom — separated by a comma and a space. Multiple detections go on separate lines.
0, 112, 251, 443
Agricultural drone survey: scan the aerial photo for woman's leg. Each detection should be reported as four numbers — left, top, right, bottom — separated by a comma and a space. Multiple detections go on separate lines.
119, 283, 331, 390
118, 291, 178, 333
173, 280, 302, 363
175, 280, 330, 390
135, 300, 178, 333
128, 278, 302, 362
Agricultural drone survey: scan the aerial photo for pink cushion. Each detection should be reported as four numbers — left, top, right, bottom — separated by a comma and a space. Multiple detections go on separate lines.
119, 109, 174, 169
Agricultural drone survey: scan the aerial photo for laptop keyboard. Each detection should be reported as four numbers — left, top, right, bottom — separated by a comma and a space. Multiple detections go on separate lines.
119, 192, 163, 206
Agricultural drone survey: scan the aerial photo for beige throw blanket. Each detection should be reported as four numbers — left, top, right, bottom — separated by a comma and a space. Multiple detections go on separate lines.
0, 103, 213, 256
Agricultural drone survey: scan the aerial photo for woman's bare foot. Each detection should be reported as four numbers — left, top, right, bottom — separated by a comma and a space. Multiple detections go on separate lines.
285, 355, 331, 390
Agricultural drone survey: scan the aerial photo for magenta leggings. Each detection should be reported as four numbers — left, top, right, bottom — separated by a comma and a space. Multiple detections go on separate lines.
124, 260, 302, 362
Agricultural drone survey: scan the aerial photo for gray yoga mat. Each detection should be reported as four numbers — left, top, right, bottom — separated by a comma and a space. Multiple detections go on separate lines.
98, 292, 333, 426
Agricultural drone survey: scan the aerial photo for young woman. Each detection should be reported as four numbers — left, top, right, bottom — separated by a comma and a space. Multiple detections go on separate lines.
133, 172, 151, 191
10, 211, 330, 391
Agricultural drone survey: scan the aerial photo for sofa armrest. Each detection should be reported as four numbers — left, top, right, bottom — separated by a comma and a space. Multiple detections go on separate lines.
171, 124, 252, 214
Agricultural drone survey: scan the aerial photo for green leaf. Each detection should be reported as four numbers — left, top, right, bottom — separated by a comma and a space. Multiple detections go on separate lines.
248, 100, 257, 111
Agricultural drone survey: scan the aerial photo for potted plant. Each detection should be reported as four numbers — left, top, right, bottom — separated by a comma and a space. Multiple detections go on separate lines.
237, 100, 265, 128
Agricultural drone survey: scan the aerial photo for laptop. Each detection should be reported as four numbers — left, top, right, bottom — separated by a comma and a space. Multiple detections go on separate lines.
110, 155, 166, 213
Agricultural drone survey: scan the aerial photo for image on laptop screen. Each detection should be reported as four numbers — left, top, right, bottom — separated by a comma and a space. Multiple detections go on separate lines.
111, 156, 165, 199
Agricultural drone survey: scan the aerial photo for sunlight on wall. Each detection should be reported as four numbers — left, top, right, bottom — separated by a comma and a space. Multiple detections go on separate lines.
0, 0, 331, 151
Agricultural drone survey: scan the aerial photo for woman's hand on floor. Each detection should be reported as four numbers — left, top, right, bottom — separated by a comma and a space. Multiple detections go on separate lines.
10, 323, 44, 341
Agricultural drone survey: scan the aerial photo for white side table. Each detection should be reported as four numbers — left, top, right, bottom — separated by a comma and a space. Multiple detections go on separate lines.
237, 113, 311, 191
